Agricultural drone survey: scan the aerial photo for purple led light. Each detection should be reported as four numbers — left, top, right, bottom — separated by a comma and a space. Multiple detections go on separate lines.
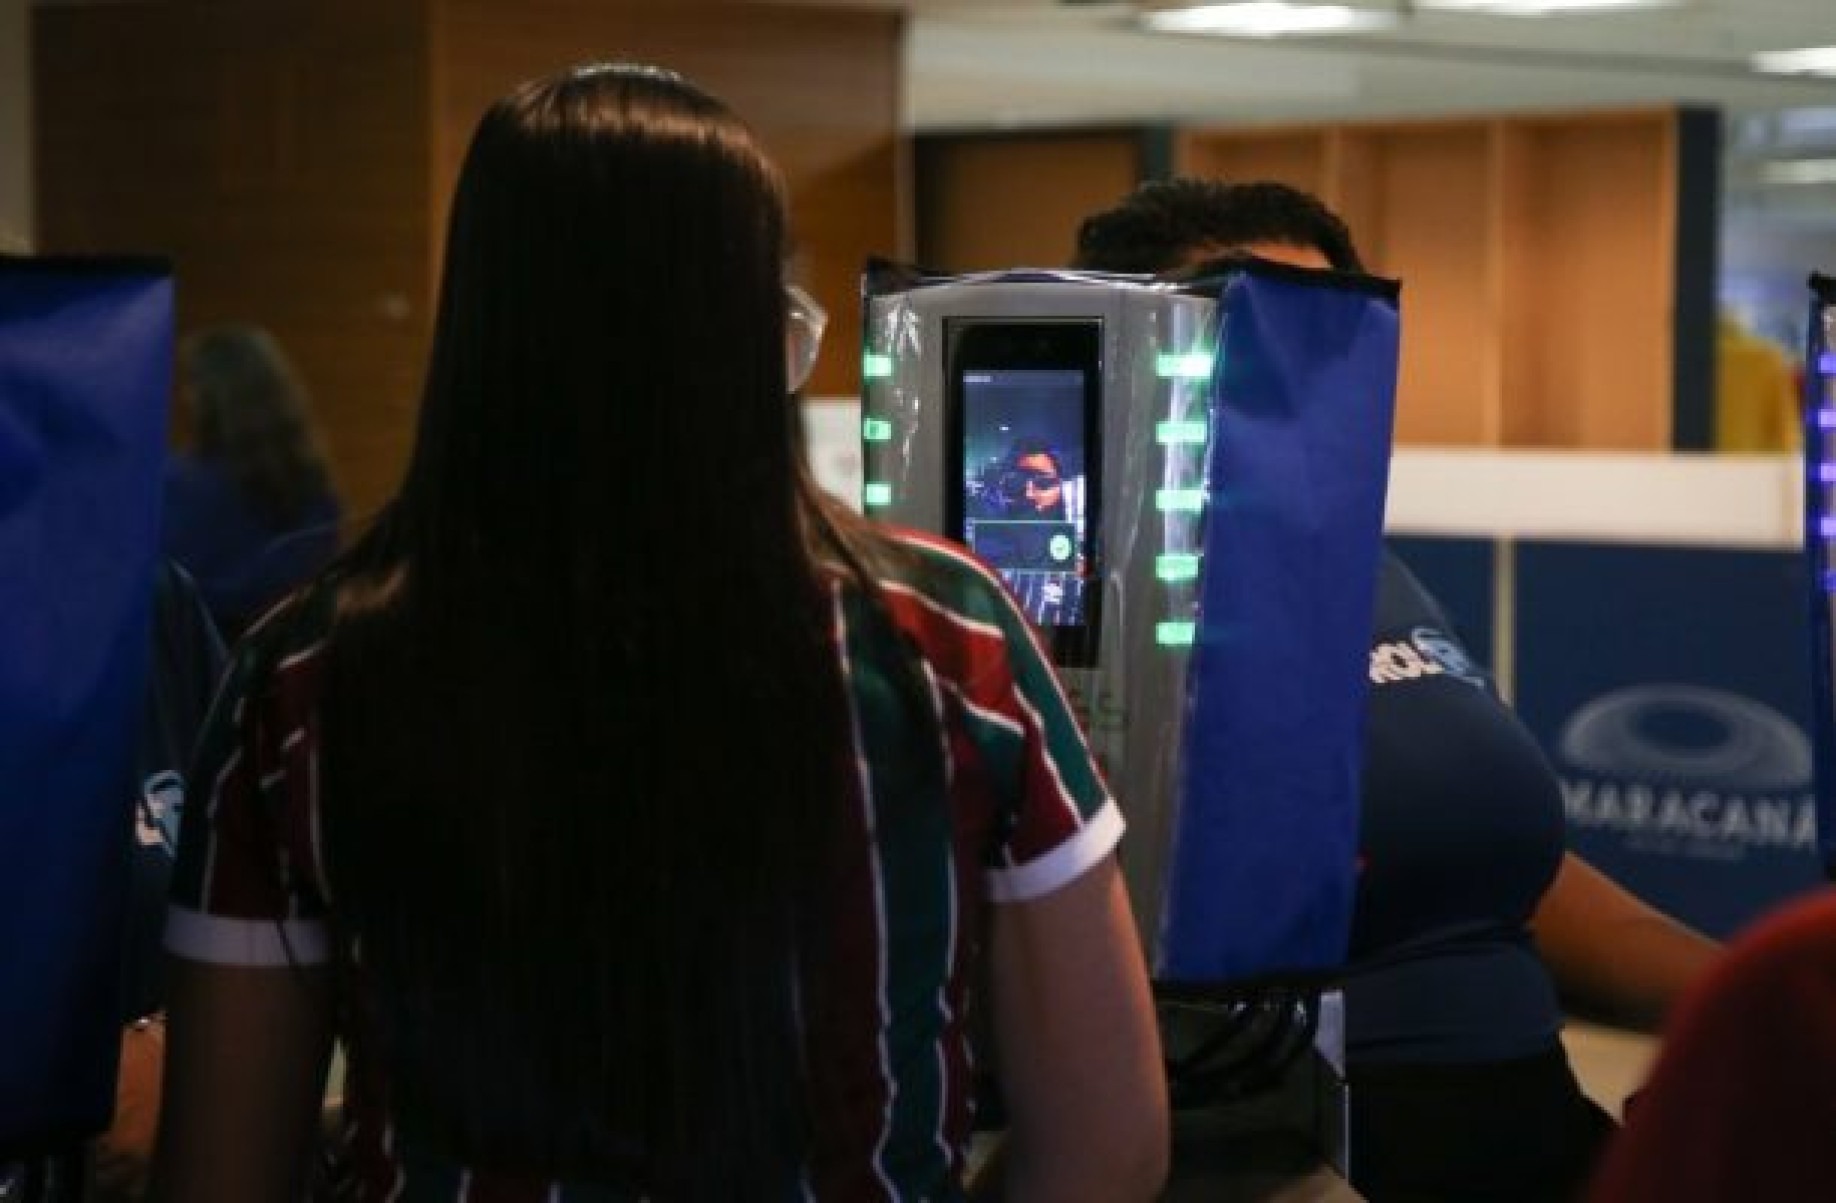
1821, 409, 1836, 431
1822, 463, 1836, 485
1824, 516, 1836, 540
1822, 351, 1836, 376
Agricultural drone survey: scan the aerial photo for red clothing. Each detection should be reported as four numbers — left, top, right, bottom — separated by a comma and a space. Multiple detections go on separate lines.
1588, 889, 1836, 1202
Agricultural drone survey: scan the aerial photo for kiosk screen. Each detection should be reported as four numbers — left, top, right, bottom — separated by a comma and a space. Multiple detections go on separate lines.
947, 320, 1101, 665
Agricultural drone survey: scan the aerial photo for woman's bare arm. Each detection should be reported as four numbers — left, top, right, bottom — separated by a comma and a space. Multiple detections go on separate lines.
1532, 852, 1720, 1031
149, 958, 335, 1203
979, 858, 1168, 1202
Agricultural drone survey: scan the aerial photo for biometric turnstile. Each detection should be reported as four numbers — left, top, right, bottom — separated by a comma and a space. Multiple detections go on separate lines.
858, 260, 1401, 1180
861, 266, 1213, 953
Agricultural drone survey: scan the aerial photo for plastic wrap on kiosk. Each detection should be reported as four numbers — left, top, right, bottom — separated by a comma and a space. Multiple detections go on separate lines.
0, 255, 172, 1149
859, 259, 1400, 987
1805, 272, 1836, 879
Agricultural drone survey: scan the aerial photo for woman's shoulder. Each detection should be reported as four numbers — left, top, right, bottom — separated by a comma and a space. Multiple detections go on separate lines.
225, 574, 342, 684
866, 526, 1018, 629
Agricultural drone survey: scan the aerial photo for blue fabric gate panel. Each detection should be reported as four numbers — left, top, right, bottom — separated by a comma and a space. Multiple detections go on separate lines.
1158, 265, 1399, 984
0, 256, 172, 1150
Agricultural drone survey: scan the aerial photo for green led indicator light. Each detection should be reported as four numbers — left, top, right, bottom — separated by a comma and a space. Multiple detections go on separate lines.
1156, 621, 1197, 647
1156, 553, 1202, 582
1156, 420, 1209, 445
862, 417, 893, 442
863, 352, 894, 379
1156, 488, 1207, 513
862, 482, 893, 507
1156, 351, 1215, 380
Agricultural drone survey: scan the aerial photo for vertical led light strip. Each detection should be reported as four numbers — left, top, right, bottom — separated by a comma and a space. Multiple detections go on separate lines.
1154, 341, 1216, 649
1806, 279, 1836, 879
1814, 331, 1836, 595
860, 343, 894, 510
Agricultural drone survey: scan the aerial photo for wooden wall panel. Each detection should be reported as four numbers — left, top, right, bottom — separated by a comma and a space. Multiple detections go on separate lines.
0, 0, 29, 243
1180, 108, 1691, 451
1495, 123, 1543, 450
1175, 129, 1327, 199
34, 0, 434, 520
1352, 125, 1498, 446
431, 1, 903, 399
915, 132, 1143, 273
34, 2, 899, 516
1501, 115, 1674, 449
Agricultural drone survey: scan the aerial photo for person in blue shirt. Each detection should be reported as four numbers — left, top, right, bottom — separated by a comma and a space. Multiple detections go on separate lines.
97, 560, 225, 1201
161, 324, 342, 639
1074, 178, 1721, 1203
0, 561, 224, 1202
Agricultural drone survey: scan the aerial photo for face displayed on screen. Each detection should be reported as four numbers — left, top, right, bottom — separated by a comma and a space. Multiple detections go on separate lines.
960, 365, 1090, 632
1011, 451, 1065, 517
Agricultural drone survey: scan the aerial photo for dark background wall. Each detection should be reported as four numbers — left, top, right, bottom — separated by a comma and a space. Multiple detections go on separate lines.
34, 1, 905, 520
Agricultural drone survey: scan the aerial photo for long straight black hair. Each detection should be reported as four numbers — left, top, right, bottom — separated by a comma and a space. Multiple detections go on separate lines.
319, 64, 867, 1196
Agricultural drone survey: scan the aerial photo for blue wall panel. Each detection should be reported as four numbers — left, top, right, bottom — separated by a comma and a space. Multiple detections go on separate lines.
1512, 542, 1822, 940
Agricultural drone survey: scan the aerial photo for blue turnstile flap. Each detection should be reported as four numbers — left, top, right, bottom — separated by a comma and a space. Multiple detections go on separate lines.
1806, 272, 1836, 879
0, 256, 172, 1150
1159, 264, 1399, 984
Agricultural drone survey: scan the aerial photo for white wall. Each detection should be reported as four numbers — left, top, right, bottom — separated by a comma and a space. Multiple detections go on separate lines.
0, 0, 30, 246
803, 397, 1804, 549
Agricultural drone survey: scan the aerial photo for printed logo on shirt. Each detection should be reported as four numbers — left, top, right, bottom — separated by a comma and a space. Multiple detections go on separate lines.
136, 769, 184, 856
1368, 626, 1487, 689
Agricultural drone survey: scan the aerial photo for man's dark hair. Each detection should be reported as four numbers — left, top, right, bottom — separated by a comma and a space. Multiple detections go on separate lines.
1072, 178, 1365, 275
1004, 436, 1063, 472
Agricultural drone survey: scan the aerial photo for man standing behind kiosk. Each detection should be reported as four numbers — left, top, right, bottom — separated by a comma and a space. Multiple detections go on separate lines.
1073, 179, 1720, 1203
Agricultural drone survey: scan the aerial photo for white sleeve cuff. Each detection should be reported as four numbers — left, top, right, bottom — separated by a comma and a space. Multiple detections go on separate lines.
986, 799, 1125, 904
165, 905, 331, 967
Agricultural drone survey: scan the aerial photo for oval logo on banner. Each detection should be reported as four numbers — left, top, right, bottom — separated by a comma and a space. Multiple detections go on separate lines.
1559, 683, 1811, 792
1557, 683, 1817, 864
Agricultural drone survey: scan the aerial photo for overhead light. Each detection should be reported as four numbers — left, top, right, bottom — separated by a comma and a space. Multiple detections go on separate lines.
1139, 3, 1399, 37
1759, 159, 1836, 187
1753, 47, 1836, 77
1416, 0, 1682, 12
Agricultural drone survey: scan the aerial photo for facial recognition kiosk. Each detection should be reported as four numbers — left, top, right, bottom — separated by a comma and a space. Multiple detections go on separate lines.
1805, 274, 1836, 878
859, 259, 1401, 1182
861, 265, 1211, 938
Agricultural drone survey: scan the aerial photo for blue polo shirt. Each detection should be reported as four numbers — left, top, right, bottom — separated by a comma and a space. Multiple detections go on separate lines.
1345, 551, 1567, 1065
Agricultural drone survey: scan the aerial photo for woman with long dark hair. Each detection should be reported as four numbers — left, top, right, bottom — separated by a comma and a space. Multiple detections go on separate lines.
161, 324, 343, 639
152, 64, 1165, 1201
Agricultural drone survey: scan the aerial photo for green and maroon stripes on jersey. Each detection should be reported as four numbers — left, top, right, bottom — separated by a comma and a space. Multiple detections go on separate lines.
166, 528, 1121, 1200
